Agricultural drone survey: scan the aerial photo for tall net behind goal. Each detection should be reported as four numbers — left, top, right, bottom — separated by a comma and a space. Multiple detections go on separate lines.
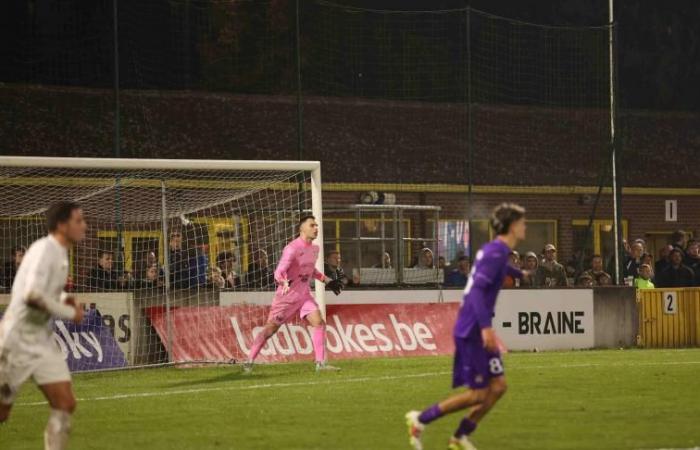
0, 157, 323, 371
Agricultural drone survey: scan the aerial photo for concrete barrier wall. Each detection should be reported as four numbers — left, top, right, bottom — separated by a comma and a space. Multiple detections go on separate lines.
593, 287, 638, 348
0, 287, 643, 366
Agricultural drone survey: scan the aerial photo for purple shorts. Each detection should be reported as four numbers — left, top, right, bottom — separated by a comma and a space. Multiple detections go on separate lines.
452, 335, 504, 389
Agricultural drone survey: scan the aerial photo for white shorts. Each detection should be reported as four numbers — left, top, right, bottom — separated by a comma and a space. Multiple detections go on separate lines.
0, 345, 71, 405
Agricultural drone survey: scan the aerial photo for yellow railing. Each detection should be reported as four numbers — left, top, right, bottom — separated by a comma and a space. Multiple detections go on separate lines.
637, 288, 700, 348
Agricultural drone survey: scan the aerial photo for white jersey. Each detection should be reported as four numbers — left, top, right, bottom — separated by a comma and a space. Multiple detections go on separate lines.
0, 234, 73, 356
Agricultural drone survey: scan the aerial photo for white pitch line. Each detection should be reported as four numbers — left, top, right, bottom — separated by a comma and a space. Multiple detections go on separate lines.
15, 359, 700, 407
641, 448, 700, 450
509, 360, 700, 370
16, 370, 451, 407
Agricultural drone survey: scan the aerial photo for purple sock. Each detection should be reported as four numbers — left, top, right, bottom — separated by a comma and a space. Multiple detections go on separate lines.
418, 404, 443, 424
454, 418, 477, 437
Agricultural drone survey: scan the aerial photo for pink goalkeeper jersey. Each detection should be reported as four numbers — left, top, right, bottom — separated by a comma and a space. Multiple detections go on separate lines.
273, 237, 325, 303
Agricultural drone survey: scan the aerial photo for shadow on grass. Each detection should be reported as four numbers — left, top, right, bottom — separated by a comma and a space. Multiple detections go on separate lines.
161, 369, 271, 388
160, 362, 333, 388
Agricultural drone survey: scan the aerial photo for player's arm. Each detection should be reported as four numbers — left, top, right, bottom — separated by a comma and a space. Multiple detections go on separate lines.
315, 269, 343, 295
469, 251, 506, 352
24, 249, 81, 322
505, 264, 523, 279
274, 245, 295, 294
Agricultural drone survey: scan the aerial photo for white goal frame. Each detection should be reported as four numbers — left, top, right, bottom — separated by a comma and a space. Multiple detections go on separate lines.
0, 156, 327, 318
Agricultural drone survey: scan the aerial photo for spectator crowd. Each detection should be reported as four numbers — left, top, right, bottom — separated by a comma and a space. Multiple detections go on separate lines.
466, 229, 700, 290
1, 229, 699, 292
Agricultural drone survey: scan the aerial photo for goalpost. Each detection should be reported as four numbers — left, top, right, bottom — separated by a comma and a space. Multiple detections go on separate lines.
0, 156, 325, 370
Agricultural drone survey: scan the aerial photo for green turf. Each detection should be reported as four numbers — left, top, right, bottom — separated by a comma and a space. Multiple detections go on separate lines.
3, 349, 700, 449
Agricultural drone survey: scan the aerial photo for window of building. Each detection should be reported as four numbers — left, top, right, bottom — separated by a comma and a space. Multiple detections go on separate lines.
468, 219, 557, 259
323, 216, 411, 270
572, 220, 628, 272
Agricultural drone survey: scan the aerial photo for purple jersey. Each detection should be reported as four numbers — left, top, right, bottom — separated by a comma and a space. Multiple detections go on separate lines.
454, 239, 522, 339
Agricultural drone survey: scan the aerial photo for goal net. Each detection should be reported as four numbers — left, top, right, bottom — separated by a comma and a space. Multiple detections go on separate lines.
0, 157, 324, 371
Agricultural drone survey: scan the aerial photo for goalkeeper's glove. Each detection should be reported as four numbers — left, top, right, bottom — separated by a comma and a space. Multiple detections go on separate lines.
326, 278, 343, 296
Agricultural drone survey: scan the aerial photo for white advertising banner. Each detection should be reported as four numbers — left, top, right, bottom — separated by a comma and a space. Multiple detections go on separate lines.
74, 292, 132, 359
220, 288, 595, 351
493, 289, 595, 350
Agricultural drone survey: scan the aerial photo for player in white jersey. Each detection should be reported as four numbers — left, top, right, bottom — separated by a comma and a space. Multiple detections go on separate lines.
0, 201, 87, 450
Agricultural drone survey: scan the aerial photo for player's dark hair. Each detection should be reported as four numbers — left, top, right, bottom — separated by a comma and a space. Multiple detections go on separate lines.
46, 201, 81, 232
11, 246, 26, 257
99, 250, 114, 258
298, 214, 315, 229
490, 203, 526, 236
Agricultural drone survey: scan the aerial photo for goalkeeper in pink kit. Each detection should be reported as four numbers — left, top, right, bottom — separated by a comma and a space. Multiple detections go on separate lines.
244, 215, 343, 372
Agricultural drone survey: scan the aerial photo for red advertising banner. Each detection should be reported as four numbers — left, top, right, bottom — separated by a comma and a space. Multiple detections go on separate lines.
146, 303, 459, 363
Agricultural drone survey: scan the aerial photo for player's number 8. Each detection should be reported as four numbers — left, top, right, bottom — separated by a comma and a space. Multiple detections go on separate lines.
489, 357, 504, 375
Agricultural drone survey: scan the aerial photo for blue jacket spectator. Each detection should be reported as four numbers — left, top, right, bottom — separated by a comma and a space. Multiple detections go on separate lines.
168, 230, 191, 289
191, 245, 209, 287
445, 256, 470, 287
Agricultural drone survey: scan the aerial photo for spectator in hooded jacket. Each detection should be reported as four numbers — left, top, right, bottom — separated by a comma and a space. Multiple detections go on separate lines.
520, 252, 539, 287
413, 248, 435, 269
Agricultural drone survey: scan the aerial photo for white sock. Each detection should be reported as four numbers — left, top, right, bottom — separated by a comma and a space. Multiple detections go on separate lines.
44, 409, 71, 450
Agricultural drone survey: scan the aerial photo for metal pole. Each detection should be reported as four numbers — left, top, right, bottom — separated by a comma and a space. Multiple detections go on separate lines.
466, 7, 474, 263
609, 0, 622, 284
435, 207, 442, 292
310, 166, 325, 319
160, 181, 173, 363
393, 208, 399, 284
112, 0, 125, 278
295, 0, 304, 160
355, 208, 362, 275
380, 211, 386, 268
398, 209, 405, 284
112, 0, 120, 159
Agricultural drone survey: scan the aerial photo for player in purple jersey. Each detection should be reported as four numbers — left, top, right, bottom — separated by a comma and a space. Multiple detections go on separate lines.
405, 203, 527, 450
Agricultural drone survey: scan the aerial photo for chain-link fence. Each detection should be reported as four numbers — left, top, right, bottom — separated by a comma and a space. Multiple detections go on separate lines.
3, 0, 699, 290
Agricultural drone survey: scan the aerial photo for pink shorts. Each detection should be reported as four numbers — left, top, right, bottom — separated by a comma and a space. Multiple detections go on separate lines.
267, 296, 319, 325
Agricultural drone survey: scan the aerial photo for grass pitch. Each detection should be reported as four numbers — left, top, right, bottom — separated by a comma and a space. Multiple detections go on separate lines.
4, 349, 700, 449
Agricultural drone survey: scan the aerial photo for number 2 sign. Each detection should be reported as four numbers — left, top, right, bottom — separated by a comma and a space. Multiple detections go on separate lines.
663, 292, 678, 315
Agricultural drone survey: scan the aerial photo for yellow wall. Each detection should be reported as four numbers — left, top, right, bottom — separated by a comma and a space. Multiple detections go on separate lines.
637, 288, 700, 347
